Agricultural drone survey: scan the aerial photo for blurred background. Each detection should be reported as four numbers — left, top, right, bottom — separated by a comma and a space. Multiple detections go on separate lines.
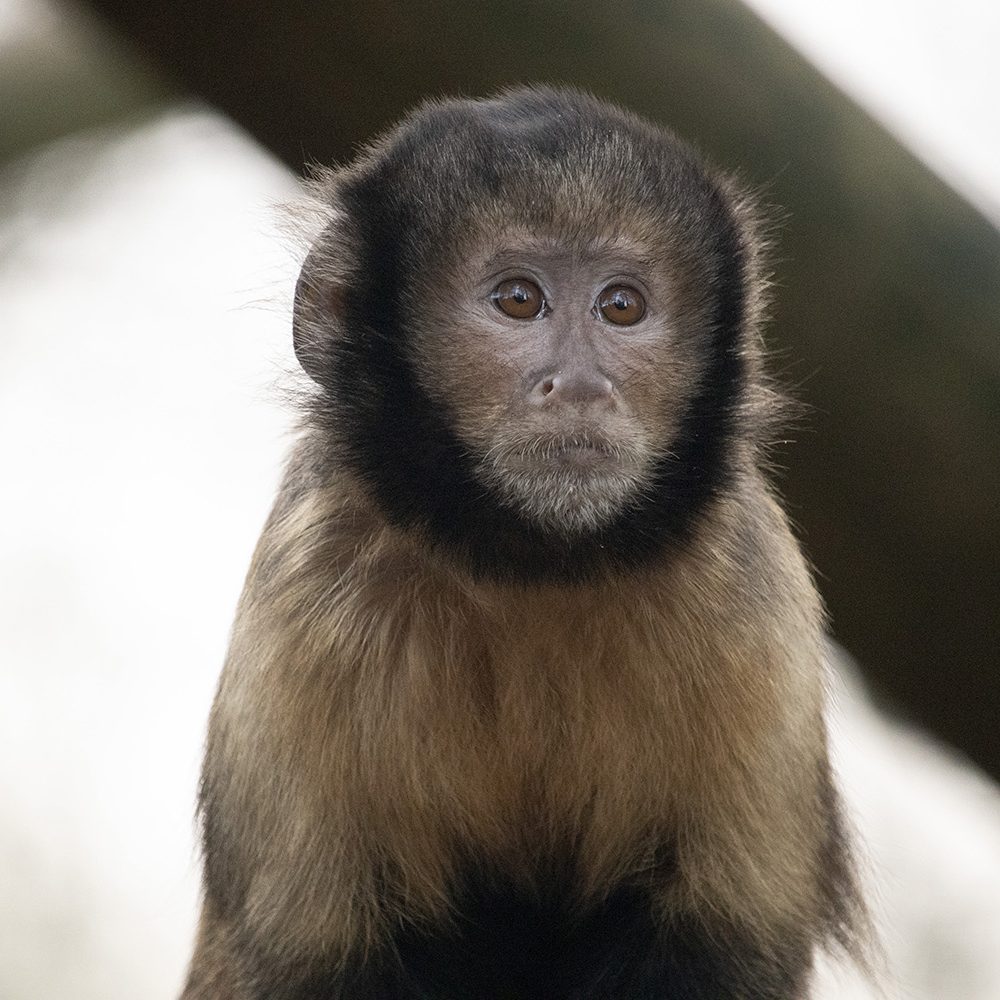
0, 0, 997, 997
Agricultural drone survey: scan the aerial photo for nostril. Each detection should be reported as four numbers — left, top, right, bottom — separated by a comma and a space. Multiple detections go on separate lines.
535, 372, 615, 405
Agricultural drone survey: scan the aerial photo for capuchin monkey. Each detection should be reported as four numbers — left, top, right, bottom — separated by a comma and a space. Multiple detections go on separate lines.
181, 87, 868, 999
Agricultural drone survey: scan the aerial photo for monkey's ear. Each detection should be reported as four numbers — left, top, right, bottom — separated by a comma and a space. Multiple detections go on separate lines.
292, 242, 346, 385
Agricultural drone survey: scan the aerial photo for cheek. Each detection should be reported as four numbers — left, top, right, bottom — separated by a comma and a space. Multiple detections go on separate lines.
598, 332, 703, 448
413, 321, 527, 449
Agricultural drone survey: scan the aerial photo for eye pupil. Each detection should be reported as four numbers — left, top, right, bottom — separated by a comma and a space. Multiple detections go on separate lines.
598, 284, 645, 326
492, 278, 544, 319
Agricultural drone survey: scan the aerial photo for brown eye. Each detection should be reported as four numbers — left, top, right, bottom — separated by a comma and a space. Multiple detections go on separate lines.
491, 278, 544, 319
598, 284, 645, 326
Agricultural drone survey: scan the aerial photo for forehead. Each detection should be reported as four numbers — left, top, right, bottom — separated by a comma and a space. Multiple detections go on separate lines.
346, 95, 718, 234
474, 230, 661, 274
337, 94, 736, 310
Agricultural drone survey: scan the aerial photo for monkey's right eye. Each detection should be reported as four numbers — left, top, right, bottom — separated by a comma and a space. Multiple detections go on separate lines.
491, 279, 545, 320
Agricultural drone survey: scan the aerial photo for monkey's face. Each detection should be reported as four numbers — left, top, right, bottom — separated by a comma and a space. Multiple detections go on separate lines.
411, 228, 706, 538
295, 89, 760, 582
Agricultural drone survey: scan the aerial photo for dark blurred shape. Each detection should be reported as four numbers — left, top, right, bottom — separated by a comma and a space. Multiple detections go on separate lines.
0, 2, 168, 162
77, 0, 1000, 779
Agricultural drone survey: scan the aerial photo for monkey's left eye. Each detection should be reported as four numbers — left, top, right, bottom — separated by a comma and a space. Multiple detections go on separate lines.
491, 279, 545, 320
597, 284, 645, 326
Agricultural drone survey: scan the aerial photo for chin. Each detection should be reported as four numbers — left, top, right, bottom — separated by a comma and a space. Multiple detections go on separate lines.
477, 431, 653, 536
483, 463, 648, 538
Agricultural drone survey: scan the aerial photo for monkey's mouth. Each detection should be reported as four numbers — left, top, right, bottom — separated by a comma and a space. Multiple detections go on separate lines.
504, 433, 642, 472
548, 438, 614, 467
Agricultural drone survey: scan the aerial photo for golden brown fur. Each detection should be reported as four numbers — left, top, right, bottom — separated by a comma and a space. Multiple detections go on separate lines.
189, 456, 836, 983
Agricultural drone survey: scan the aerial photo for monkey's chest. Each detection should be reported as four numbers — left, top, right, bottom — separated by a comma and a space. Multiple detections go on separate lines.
383, 646, 678, 890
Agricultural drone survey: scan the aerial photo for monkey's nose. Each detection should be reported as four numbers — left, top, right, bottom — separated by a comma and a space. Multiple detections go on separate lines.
534, 371, 615, 407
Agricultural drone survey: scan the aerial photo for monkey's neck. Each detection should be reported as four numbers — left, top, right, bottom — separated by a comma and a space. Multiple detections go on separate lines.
249, 465, 825, 756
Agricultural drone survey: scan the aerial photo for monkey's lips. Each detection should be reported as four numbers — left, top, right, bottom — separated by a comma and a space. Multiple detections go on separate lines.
504, 434, 636, 474
547, 440, 619, 471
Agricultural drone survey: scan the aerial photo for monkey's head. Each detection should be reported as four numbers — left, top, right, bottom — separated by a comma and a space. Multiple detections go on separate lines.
294, 87, 772, 584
